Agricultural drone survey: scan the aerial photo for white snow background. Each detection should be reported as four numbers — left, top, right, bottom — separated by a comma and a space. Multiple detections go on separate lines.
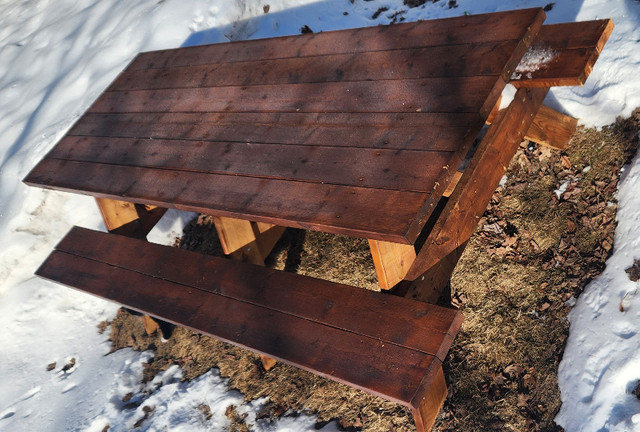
0, 0, 639, 431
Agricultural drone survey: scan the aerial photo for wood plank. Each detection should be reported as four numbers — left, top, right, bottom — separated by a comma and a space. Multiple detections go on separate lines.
213, 216, 285, 265
110, 40, 518, 91
53, 226, 463, 359
406, 87, 549, 281
523, 105, 578, 150
214, 216, 263, 256
95, 198, 140, 232
487, 105, 578, 150
477, 8, 545, 118
91, 76, 497, 115
24, 158, 426, 243
46, 136, 454, 193
127, 9, 546, 71
68, 112, 483, 152
512, 19, 614, 87
37, 249, 435, 405
534, 19, 614, 50
368, 240, 416, 290
95, 197, 167, 239
411, 366, 448, 432
442, 171, 463, 198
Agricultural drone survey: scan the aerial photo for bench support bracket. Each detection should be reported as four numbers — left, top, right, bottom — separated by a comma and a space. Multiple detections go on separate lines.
95, 198, 167, 239
369, 240, 416, 290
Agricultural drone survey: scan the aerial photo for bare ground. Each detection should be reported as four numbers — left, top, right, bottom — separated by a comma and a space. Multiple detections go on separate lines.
105, 109, 640, 431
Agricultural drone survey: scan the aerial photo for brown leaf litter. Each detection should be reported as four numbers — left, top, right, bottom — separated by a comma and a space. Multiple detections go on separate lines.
104, 109, 640, 431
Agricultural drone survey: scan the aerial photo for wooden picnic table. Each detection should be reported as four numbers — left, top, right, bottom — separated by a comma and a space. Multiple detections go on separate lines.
24, 8, 612, 431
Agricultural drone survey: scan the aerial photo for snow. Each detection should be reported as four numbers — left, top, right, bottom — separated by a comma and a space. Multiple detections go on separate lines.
512, 45, 558, 79
0, 0, 638, 431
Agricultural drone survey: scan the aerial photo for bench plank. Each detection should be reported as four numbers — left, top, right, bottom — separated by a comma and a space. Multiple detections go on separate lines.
127, 9, 545, 70
68, 112, 483, 152
512, 19, 614, 87
37, 226, 462, 406
54, 226, 462, 358
40, 250, 435, 404
46, 136, 454, 192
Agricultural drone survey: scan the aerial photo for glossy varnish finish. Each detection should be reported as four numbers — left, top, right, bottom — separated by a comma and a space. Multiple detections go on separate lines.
24, 9, 546, 244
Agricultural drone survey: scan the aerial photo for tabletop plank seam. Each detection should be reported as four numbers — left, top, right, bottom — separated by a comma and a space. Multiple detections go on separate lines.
39, 155, 444, 194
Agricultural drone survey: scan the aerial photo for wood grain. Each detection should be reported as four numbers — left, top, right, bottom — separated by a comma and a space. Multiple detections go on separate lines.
512, 19, 614, 87
53, 226, 463, 359
110, 40, 517, 91
24, 158, 427, 243
407, 87, 549, 280
368, 239, 416, 290
37, 226, 464, 405
91, 76, 497, 115
46, 136, 455, 193
68, 112, 482, 152
126, 9, 546, 70
23, 9, 548, 244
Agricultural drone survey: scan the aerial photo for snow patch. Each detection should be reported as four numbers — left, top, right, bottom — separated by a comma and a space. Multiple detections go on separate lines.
511, 45, 558, 80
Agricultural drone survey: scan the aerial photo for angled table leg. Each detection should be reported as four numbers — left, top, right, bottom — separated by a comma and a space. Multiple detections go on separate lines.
404, 87, 549, 302
213, 216, 286, 371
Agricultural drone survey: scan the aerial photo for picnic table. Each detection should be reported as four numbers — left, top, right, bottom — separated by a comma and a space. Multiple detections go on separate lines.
24, 8, 612, 431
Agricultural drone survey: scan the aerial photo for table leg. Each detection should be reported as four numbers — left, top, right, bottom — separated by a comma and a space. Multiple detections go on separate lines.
213, 216, 285, 370
487, 98, 577, 151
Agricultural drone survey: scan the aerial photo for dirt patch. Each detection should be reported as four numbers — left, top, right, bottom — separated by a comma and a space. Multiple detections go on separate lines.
105, 110, 640, 431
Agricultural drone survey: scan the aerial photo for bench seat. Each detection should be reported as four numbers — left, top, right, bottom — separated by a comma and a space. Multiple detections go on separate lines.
38, 226, 463, 429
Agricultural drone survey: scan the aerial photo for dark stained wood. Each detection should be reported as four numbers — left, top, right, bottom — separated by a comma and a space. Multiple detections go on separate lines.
38, 250, 433, 405
406, 87, 549, 280
68, 112, 483, 152
534, 19, 614, 50
91, 76, 497, 115
46, 136, 454, 192
54, 226, 462, 358
24, 10, 548, 245
411, 366, 448, 432
37, 226, 463, 406
24, 158, 426, 243
110, 40, 518, 91
478, 8, 545, 118
512, 19, 614, 87
126, 9, 546, 71
488, 105, 579, 150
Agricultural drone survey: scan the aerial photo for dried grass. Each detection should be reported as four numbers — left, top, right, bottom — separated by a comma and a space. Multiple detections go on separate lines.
106, 110, 640, 431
